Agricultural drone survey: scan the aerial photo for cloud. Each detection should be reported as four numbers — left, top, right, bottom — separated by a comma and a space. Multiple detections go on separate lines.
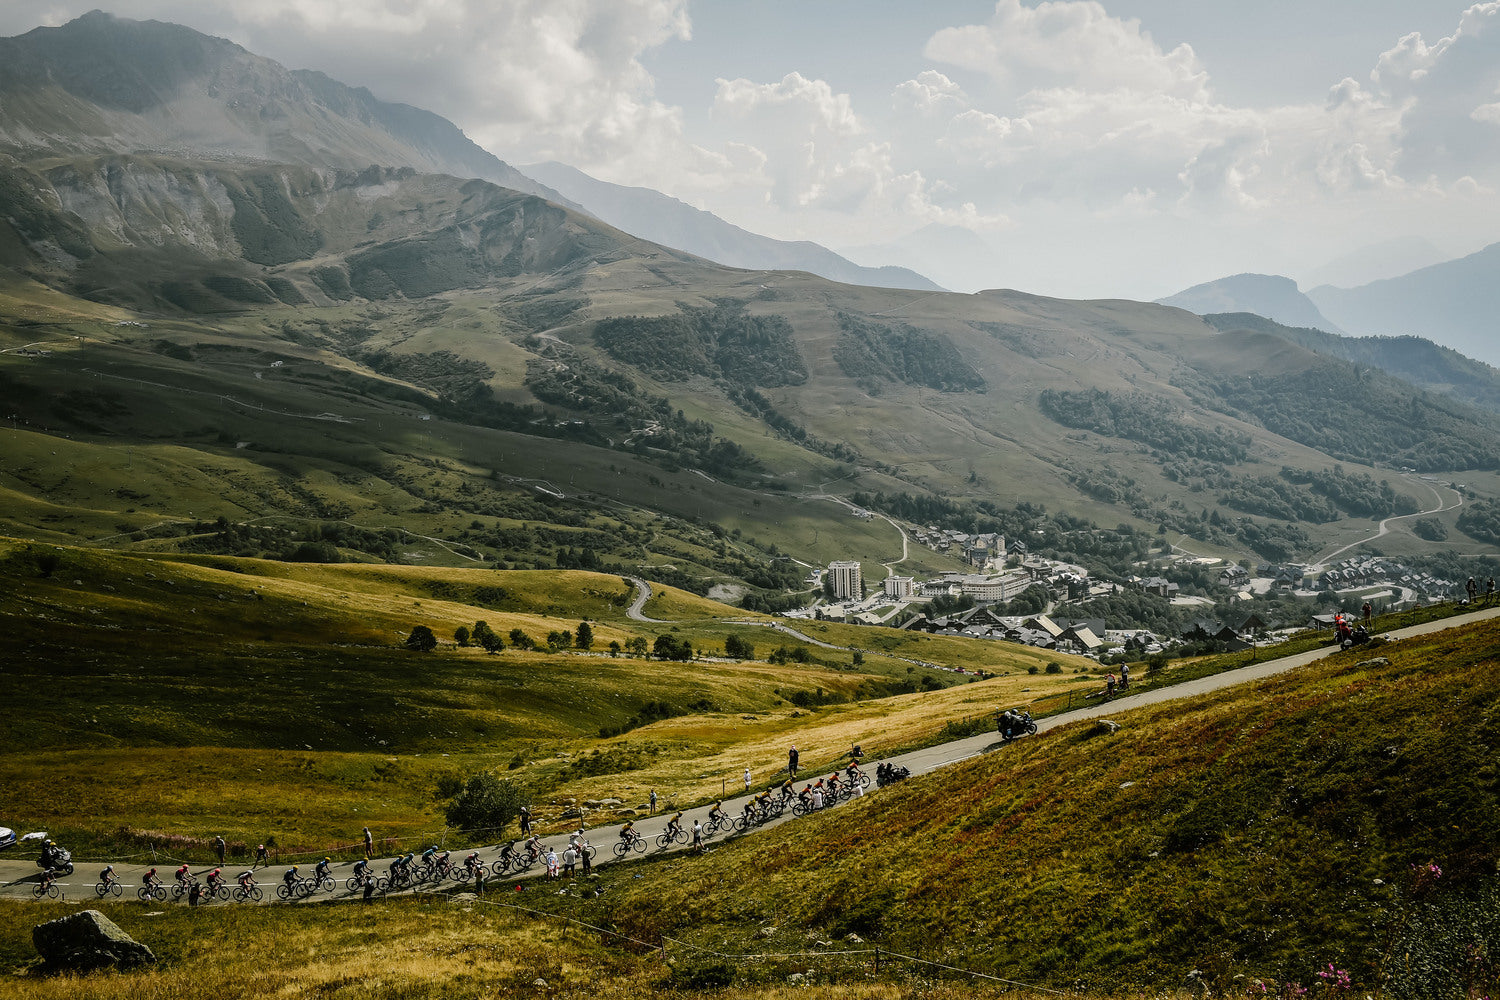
923, 0, 1209, 100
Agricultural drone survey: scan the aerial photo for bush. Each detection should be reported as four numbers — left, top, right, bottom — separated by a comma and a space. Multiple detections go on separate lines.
1045, 661, 1063, 674
442, 773, 528, 835
405, 625, 437, 652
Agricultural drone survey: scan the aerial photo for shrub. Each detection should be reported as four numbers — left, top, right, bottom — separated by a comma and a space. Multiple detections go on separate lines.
1045, 661, 1063, 674
442, 773, 528, 835
405, 625, 437, 652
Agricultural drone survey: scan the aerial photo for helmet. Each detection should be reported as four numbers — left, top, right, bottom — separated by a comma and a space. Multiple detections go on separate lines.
323, 857, 331, 863
290, 865, 299, 872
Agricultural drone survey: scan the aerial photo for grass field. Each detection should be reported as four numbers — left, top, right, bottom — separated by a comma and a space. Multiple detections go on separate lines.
0, 538, 1094, 857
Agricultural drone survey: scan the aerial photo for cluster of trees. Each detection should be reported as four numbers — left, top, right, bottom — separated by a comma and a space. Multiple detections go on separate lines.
1457, 499, 1500, 545
1184, 365, 1500, 472
724, 385, 860, 463
1039, 388, 1252, 464
1219, 475, 1341, 523
1281, 465, 1418, 518
652, 634, 694, 661
832, 312, 986, 392
724, 634, 755, 659
593, 301, 807, 388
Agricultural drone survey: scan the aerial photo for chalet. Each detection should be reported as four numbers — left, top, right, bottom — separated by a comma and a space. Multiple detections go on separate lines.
1218, 565, 1250, 587
1141, 576, 1179, 599
1020, 614, 1064, 639
1058, 623, 1104, 654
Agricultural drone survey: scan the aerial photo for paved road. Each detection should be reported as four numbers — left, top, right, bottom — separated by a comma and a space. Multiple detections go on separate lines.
4, 605, 1495, 905
622, 575, 671, 623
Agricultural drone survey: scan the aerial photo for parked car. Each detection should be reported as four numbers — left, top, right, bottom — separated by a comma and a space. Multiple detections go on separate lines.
0, 827, 16, 851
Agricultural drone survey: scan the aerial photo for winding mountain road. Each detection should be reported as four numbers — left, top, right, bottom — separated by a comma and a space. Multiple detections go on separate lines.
4, 605, 1495, 905
1311, 475, 1464, 569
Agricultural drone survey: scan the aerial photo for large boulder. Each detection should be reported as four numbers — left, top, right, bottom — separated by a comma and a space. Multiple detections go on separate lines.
32, 910, 156, 970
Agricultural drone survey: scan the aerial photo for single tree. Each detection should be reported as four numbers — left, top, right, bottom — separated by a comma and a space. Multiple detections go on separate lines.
575, 621, 594, 650
405, 625, 437, 652
608, 640, 622, 657
509, 628, 535, 651
473, 621, 503, 654
453, 625, 471, 647
442, 773, 528, 835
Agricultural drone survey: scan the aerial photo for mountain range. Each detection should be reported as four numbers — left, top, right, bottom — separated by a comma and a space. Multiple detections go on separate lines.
1159, 248, 1500, 370
2, 11, 1499, 584
521, 160, 942, 292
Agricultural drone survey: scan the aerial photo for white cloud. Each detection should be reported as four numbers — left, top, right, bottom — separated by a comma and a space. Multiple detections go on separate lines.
924, 0, 1209, 100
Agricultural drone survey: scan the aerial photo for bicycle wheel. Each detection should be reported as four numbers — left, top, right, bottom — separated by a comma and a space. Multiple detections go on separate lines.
632, 836, 647, 853
490, 858, 511, 875
612, 842, 629, 859
859, 774, 871, 788
95, 881, 111, 898
276, 884, 293, 901
376, 877, 390, 893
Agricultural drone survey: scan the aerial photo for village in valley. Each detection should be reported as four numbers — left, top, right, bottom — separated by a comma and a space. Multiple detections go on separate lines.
786, 523, 1469, 663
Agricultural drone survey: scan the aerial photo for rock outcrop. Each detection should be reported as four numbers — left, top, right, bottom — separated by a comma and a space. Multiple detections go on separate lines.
32, 910, 156, 971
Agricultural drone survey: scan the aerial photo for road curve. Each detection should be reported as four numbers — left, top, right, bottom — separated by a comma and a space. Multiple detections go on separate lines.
4, 606, 1496, 905
623, 575, 671, 623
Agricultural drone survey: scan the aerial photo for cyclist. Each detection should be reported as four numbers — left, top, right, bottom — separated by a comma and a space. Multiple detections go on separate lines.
619, 821, 637, 846
142, 867, 161, 891
175, 864, 193, 890
420, 845, 439, 870
98, 864, 117, 889
781, 777, 795, 802
464, 851, 483, 878
282, 865, 301, 891
499, 840, 517, 867
798, 784, 813, 807
236, 870, 256, 891
351, 858, 371, 885
827, 771, 842, 797
740, 799, 756, 824
665, 811, 684, 840
314, 857, 333, 884
206, 867, 225, 893
387, 855, 407, 884
435, 850, 453, 876
524, 834, 543, 861
708, 800, 726, 829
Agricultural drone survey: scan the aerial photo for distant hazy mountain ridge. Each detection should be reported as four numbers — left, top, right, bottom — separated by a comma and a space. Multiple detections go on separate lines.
1157, 273, 1343, 334
522, 161, 942, 292
1307, 242, 1500, 369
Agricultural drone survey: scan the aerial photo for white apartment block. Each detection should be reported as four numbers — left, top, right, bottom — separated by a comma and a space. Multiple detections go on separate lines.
883, 575, 915, 599
828, 560, 863, 600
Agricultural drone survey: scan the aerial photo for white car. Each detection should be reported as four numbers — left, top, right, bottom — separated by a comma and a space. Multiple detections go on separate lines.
0, 827, 16, 851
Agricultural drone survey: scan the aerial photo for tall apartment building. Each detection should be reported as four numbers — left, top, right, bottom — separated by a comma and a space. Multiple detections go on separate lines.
883, 575, 915, 599
827, 560, 863, 600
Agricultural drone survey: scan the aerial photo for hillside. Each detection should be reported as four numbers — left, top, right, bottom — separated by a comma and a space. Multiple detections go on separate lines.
592, 616, 1500, 993
1202, 312, 1500, 414
1308, 242, 1500, 369
0, 11, 578, 210
2, 12, 1500, 591
522, 160, 942, 292
1157, 272, 1343, 333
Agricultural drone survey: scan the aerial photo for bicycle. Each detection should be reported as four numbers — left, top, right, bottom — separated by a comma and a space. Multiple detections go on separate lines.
171, 877, 199, 902
95, 876, 123, 898
275, 877, 312, 901
655, 826, 688, 849
32, 873, 63, 900
203, 879, 232, 902
345, 873, 375, 892
612, 833, 647, 858
138, 881, 167, 902
308, 873, 336, 894
233, 881, 264, 903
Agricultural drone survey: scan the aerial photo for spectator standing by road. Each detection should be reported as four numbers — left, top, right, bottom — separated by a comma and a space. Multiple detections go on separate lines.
214, 835, 225, 864
254, 844, 269, 869
1363, 602, 1373, 622
649, 789, 657, 814
363, 827, 373, 859
1468, 577, 1479, 603
744, 767, 752, 793
692, 820, 703, 852
788, 745, 798, 778
1488, 578, 1496, 604
519, 806, 531, 836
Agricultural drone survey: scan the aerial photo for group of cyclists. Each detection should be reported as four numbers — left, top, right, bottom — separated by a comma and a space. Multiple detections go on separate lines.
614, 757, 874, 858
32, 748, 904, 904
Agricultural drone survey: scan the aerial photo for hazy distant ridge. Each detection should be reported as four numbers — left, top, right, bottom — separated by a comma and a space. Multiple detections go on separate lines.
523, 161, 943, 292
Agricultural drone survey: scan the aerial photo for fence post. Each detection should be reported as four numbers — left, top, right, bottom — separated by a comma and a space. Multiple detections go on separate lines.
875, 946, 881, 973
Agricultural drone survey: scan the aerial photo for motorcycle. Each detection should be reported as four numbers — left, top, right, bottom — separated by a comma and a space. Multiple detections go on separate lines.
37, 845, 73, 876
1340, 625, 1377, 651
997, 709, 1037, 742
875, 763, 910, 787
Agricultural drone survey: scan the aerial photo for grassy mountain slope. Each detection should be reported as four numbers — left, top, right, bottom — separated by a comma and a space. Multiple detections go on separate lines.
594, 616, 1500, 993
0, 11, 578, 209
0, 537, 1089, 853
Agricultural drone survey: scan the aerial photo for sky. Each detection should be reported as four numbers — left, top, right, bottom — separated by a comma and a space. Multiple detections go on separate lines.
3, 1, 1500, 298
